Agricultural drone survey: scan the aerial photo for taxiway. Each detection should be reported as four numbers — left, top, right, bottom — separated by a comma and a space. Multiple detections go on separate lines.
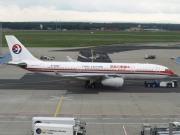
0, 43, 180, 135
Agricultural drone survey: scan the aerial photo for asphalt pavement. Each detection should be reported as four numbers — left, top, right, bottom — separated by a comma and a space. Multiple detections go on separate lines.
0, 43, 180, 135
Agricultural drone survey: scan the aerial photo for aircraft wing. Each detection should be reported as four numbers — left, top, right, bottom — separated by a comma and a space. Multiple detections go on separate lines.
58, 72, 122, 78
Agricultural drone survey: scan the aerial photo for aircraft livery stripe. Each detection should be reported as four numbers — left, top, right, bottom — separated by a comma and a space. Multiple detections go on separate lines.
25, 68, 171, 75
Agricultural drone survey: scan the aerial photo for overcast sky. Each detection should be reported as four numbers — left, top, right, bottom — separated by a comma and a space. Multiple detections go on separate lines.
0, 0, 180, 23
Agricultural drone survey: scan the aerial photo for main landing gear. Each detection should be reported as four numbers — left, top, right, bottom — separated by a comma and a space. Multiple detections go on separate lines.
85, 80, 96, 88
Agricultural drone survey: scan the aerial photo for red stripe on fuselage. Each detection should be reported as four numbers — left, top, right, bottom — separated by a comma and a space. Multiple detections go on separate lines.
25, 68, 173, 75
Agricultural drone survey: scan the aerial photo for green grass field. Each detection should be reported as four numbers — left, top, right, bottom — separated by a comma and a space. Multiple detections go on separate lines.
2, 30, 180, 47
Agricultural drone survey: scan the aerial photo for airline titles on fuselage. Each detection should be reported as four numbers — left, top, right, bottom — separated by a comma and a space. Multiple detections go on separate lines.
48, 64, 132, 69
110, 65, 130, 69
82, 65, 103, 69
49, 65, 105, 69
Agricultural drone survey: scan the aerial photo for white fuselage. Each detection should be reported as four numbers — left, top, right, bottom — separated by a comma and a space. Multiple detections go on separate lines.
5, 35, 174, 88
24, 60, 173, 80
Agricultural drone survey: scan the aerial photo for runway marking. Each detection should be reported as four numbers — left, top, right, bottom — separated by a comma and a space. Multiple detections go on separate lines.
123, 125, 128, 135
54, 96, 63, 117
91, 49, 94, 63
0, 121, 31, 122
132, 125, 138, 129
1, 111, 180, 117
0, 121, 169, 125
81, 118, 97, 120
50, 95, 72, 101
80, 117, 180, 121
87, 122, 168, 125
0, 80, 61, 85
0, 116, 178, 121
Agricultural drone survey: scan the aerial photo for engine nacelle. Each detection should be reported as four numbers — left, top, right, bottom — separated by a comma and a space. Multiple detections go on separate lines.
101, 77, 124, 88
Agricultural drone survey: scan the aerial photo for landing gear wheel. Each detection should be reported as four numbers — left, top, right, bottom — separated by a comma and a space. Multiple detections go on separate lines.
85, 81, 96, 89
152, 84, 156, 87
147, 84, 151, 87
91, 82, 96, 89
85, 80, 90, 88
167, 83, 172, 88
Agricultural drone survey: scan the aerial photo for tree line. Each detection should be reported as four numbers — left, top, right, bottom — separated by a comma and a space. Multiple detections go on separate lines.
2, 22, 180, 31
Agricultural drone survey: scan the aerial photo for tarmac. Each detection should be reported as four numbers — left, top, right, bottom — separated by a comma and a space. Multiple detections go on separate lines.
0, 43, 180, 135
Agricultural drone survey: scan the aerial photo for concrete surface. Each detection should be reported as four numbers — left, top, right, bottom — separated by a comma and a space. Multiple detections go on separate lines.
0, 45, 179, 135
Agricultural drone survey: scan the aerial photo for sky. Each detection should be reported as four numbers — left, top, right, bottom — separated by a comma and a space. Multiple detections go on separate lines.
0, 0, 180, 23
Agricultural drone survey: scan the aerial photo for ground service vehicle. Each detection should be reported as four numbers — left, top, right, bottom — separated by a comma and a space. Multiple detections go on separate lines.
141, 124, 151, 135
144, 55, 156, 59
141, 123, 180, 135
40, 55, 55, 60
144, 80, 178, 88
32, 117, 86, 134
34, 123, 74, 135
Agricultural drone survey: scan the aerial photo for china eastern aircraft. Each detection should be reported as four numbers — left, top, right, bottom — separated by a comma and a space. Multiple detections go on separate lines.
5, 35, 174, 88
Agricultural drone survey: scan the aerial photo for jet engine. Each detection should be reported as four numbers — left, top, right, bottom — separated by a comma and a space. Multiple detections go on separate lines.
101, 77, 124, 88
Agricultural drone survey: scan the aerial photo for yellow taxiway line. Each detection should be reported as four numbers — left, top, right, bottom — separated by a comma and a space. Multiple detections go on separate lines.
91, 49, 94, 63
54, 96, 63, 117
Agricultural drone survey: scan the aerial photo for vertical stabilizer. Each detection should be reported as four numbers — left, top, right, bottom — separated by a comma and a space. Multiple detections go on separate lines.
5, 35, 40, 62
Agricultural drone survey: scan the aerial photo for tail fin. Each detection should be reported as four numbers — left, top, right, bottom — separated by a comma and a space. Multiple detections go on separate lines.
5, 35, 39, 62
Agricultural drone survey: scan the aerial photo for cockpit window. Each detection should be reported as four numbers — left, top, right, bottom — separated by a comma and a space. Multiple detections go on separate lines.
165, 69, 170, 71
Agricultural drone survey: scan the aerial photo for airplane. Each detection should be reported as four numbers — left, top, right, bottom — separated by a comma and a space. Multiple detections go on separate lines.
67, 56, 80, 62
5, 35, 174, 88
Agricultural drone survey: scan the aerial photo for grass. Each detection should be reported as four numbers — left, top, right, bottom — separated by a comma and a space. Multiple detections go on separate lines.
2, 30, 180, 47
